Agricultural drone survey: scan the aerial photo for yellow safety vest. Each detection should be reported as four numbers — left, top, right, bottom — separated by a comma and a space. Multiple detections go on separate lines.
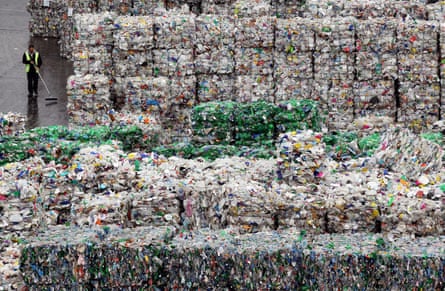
24, 51, 39, 72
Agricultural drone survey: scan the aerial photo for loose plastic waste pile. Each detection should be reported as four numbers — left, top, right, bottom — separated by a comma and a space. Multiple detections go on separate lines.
0, 0, 443, 289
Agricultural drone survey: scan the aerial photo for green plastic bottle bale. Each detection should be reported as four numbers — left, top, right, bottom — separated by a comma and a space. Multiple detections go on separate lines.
275, 99, 322, 133
192, 101, 237, 145
234, 101, 277, 146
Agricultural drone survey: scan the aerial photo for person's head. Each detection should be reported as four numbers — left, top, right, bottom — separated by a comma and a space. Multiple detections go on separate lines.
28, 44, 34, 54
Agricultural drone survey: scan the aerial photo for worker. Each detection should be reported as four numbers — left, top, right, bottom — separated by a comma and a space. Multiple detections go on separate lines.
22, 44, 42, 98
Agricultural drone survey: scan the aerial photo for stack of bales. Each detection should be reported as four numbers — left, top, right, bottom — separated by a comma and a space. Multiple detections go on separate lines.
274, 18, 315, 102
195, 14, 235, 103
313, 17, 356, 130
397, 20, 440, 130
354, 20, 397, 120
233, 1, 275, 103
153, 10, 196, 142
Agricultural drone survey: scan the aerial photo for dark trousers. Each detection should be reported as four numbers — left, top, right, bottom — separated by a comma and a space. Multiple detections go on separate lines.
27, 71, 39, 95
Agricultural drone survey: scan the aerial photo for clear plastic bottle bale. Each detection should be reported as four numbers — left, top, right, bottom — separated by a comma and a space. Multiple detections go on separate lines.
152, 49, 195, 77
276, 130, 327, 186
326, 79, 354, 130
344, 0, 392, 19
197, 74, 235, 102
192, 101, 237, 144
398, 52, 439, 82
426, 1, 445, 21
398, 81, 440, 130
73, 46, 113, 76
275, 193, 328, 234
380, 195, 443, 237
303, 0, 345, 19
234, 16, 275, 48
353, 79, 395, 119
201, 0, 235, 14
274, 0, 309, 18
355, 20, 397, 80
66, 74, 113, 127
393, 1, 428, 20
154, 13, 196, 49
232, 0, 274, 18
314, 51, 355, 81
73, 12, 116, 47
165, 0, 202, 15
112, 48, 153, 78
275, 18, 315, 52
325, 192, 381, 233
113, 15, 154, 50
129, 190, 181, 228
314, 17, 356, 53
195, 46, 235, 75
275, 78, 314, 102
275, 50, 313, 80
195, 14, 235, 47
235, 47, 273, 75
235, 74, 274, 103
397, 20, 439, 54
161, 104, 193, 144
27, 0, 65, 38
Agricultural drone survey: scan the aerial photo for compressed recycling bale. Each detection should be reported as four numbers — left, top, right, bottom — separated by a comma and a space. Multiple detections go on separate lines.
353, 79, 396, 118
325, 79, 354, 130
165, 0, 202, 15
195, 14, 235, 47
313, 51, 355, 81
398, 81, 440, 130
72, 46, 112, 76
161, 105, 194, 144
66, 74, 113, 127
197, 74, 234, 102
303, 0, 346, 19
313, 17, 356, 53
195, 47, 234, 74
234, 47, 273, 75
234, 16, 275, 48
274, 50, 312, 79
201, 0, 235, 14
122, 76, 169, 113
397, 20, 439, 54
274, 0, 309, 18
275, 192, 328, 233
342, 0, 394, 19
398, 53, 439, 82
232, 0, 274, 18
152, 49, 195, 76
274, 18, 315, 52
72, 12, 116, 47
235, 75, 274, 103
0, 113, 27, 136
276, 130, 326, 185
111, 48, 152, 77
154, 13, 195, 49
233, 101, 277, 145
27, 0, 65, 37
275, 77, 314, 102
356, 51, 397, 81
113, 15, 154, 50
274, 99, 322, 133
191, 101, 236, 144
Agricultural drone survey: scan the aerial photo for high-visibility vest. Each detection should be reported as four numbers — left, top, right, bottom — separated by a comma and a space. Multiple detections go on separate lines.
24, 51, 39, 72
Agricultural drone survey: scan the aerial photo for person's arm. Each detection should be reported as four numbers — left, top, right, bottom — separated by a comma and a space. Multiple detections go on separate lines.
36, 54, 42, 67
22, 53, 30, 64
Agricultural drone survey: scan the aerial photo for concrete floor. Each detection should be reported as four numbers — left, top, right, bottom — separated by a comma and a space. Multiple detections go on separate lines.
0, 0, 72, 129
